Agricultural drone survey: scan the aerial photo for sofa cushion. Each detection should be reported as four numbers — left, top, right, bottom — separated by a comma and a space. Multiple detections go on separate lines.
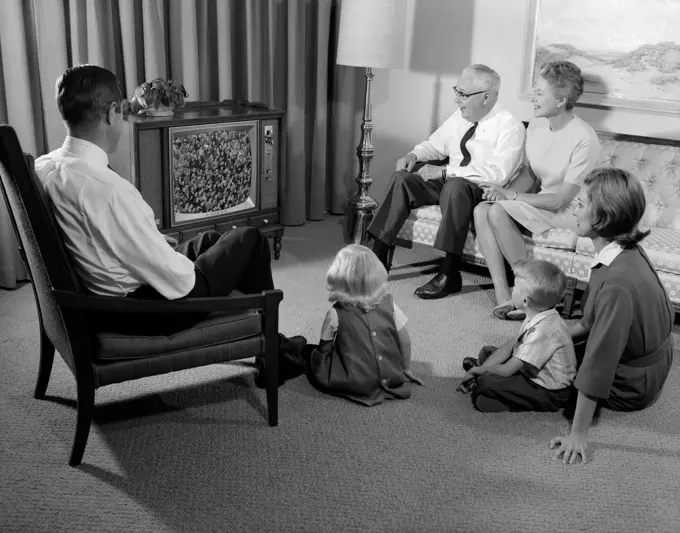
569, 252, 680, 301
529, 228, 578, 252
575, 228, 680, 276
398, 212, 440, 246
642, 228, 680, 275
528, 244, 575, 274
94, 309, 262, 361
410, 205, 443, 224
404, 207, 578, 251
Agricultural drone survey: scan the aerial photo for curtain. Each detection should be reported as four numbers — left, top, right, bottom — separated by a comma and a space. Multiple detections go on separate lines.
0, 0, 361, 289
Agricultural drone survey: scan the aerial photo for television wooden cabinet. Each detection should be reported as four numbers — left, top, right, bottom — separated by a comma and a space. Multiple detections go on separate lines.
110, 101, 287, 259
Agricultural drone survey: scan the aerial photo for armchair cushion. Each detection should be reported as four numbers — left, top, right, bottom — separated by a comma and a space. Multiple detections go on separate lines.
94, 309, 262, 361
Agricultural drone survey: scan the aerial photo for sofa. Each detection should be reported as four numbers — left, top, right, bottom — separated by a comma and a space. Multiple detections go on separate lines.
393, 130, 680, 317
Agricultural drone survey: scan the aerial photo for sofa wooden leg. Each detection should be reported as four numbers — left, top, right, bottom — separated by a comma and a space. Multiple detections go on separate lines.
562, 277, 577, 319
34, 325, 55, 400
70, 376, 95, 466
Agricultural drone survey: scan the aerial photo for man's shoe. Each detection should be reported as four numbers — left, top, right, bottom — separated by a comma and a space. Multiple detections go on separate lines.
255, 334, 308, 388
414, 271, 462, 299
279, 334, 307, 356
462, 357, 479, 372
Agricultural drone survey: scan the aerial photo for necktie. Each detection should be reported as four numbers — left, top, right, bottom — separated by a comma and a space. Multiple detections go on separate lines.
459, 122, 478, 167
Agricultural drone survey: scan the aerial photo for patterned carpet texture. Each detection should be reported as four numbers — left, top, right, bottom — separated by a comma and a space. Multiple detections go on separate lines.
1, 216, 679, 533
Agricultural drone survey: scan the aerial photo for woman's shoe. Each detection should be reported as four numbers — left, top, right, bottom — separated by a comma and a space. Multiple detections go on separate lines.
492, 301, 526, 321
506, 308, 526, 321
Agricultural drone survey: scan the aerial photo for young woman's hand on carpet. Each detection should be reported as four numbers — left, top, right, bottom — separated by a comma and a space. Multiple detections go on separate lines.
549, 434, 588, 464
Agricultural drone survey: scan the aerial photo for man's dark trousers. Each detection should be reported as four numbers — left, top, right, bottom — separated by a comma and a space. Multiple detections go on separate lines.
105, 226, 274, 335
178, 227, 274, 297
367, 170, 485, 255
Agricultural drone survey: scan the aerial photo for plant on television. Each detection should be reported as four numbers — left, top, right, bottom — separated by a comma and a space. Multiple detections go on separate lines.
129, 77, 189, 115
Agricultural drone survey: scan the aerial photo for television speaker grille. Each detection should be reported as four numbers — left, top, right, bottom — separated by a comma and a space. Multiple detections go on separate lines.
137, 128, 164, 226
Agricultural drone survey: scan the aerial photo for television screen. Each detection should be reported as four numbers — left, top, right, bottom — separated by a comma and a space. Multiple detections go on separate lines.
169, 121, 259, 226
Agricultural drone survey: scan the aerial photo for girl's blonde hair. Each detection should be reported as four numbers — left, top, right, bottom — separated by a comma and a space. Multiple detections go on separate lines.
326, 244, 388, 311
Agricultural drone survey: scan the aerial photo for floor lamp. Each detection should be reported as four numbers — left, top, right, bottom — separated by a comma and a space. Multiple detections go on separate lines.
336, 0, 407, 245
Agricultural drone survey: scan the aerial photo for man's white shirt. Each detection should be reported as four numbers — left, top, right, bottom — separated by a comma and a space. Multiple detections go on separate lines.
34, 136, 195, 299
410, 104, 526, 185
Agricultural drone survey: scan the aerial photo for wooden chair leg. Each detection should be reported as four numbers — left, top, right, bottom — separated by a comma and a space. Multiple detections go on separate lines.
561, 277, 577, 319
34, 326, 55, 400
69, 376, 95, 466
265, 337, 279, 427
262, 290, 281, 427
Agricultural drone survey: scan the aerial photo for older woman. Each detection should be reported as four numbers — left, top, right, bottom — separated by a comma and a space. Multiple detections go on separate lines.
550, 168, 675, 464
475, 61, 601, 320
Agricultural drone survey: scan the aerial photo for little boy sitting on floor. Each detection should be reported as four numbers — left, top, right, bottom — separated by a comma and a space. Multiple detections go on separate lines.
458, 259, 576, 412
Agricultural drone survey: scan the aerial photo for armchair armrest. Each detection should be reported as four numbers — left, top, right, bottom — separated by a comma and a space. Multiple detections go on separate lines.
53, 288, 284, 314
412, 158, 449, 173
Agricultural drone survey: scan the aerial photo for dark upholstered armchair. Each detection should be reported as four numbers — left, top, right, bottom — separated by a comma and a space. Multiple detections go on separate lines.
0, 125, 283, 466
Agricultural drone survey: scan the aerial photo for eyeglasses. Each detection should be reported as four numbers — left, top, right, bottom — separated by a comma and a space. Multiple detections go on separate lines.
453, 86, 487, 101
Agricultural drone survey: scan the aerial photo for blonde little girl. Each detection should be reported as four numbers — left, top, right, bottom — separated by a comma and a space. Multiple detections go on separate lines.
302, 244, 423, 405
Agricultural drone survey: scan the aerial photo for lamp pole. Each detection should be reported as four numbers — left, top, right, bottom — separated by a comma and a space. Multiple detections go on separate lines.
346, 67, 378, 245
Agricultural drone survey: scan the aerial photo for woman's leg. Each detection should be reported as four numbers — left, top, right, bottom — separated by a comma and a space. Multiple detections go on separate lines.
473, 203, 512, 304
487, 203, 529, 267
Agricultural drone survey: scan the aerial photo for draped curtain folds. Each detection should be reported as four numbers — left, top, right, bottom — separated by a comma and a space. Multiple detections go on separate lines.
0, 0, 361, 289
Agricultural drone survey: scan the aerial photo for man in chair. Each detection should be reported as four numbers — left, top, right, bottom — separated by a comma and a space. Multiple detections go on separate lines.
367, 64, 526, 299
34, 64, 303, 382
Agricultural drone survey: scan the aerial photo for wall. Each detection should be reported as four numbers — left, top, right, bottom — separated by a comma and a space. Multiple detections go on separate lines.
366, 0, 680, 203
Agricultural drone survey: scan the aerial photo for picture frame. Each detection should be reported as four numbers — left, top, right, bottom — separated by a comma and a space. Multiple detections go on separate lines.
168, 121, 259, 228
520, 0, 680, 114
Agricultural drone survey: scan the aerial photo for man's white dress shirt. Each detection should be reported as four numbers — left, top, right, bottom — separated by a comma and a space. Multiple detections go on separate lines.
34, 137, 195, 299
410, 104, 526, 185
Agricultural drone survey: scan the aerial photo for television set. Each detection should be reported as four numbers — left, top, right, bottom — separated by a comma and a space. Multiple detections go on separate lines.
169, 121, 258, 227
109, 102, 287, 257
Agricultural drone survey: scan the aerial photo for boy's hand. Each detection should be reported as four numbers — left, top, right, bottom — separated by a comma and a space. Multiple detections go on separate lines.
404, 369, 424, 386
461, 370, 476, 383
549, 434, 588, 464
163, 234, 178, 246
456, 371, 477, 393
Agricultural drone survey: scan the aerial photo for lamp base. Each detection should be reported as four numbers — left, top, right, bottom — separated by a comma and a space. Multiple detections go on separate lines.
345, 200, 377, 245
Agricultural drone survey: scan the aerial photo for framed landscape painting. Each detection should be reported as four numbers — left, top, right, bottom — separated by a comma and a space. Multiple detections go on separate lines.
520, 0, 680, 113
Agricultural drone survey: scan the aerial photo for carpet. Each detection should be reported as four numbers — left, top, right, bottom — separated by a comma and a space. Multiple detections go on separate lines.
1, 215, 679, 533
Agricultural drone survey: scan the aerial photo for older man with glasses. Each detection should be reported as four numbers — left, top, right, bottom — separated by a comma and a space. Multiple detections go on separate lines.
367, 64, 526, 299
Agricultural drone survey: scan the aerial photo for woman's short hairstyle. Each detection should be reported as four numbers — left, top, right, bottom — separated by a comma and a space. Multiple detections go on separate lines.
467, 64, 501, 93
583, 167, 650, 245
56, 65, 123, 129
326, 244, 388, 311
513, 259, 566, 312
539, 60, 584, 110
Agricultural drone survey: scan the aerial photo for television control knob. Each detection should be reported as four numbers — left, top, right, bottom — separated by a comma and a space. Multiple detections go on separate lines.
265, 169, 272, 181
263, 219, 269, 224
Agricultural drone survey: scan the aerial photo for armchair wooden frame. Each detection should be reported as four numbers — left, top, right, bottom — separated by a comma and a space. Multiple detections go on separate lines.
0, 125, 283, 466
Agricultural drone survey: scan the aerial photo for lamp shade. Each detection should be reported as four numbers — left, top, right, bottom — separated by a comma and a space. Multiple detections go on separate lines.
336, 0, 407, 69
